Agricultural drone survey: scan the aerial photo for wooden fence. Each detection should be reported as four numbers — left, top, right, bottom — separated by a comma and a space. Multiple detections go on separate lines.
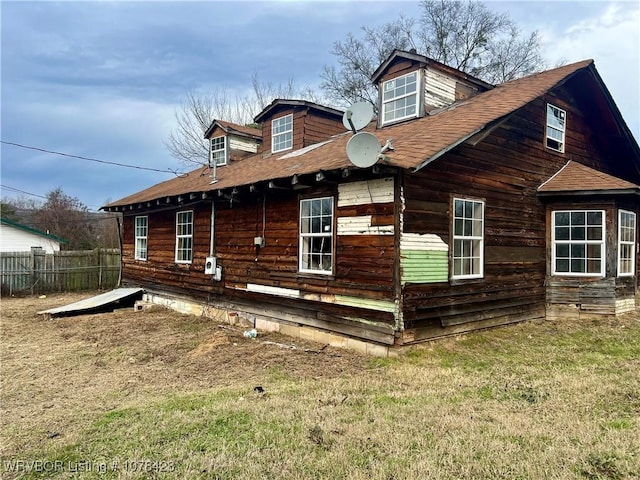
0, 248, 121, 295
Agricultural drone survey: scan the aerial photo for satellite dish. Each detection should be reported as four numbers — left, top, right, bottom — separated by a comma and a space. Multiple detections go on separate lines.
346, 132, 381, 168
342, 102, 374, 132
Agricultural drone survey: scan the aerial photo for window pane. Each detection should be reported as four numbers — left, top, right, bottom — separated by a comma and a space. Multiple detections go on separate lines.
555, 227, 569, 240
454, 200, 463, 217
555, 212, 569, 226
556, 244, 569, 257
587, 211, 602, 225
571, 212, 585, 225
587, 244, 601, 258
587, 226, 602, 241
571, 258, 585, 273
464, 219, 473, 236
571, 226, 585, 240
571, 244, 585, 258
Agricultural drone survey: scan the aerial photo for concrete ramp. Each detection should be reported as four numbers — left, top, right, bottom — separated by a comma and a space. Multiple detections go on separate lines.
38, 288, 144, 319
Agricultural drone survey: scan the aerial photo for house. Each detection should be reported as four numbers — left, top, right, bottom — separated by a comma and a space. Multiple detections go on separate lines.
0, 217, 67, 253
102, 50, 640, 355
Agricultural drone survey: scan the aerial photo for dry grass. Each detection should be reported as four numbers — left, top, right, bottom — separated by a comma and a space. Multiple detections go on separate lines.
1, 292, 639, 479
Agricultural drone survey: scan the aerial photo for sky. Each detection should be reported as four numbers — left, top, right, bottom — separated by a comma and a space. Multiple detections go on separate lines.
1, 0, 639, 212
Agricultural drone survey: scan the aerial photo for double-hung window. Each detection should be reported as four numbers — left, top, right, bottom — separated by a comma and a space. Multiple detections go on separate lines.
618, 210, 636, 276
211, 136, 227, 166
299, 197, 333, 274
134, 216, 148, 261
175, 210, 194, 263
552, 210, 604, 275
546, 104, 566, 152
452, 198, 484, 279
382, 71, 418, 125
272, 114, 293, 153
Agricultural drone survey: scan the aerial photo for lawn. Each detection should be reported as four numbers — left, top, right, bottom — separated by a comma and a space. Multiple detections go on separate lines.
1, 292, 639, 479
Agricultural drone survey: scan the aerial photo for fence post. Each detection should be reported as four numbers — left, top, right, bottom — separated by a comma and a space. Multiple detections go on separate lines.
30, 247, 45, 295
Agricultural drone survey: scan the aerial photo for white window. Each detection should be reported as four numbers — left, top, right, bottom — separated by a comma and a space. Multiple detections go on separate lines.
552, 210, 604, 276
299, 197, 333, 274
618, 210, 636, 276
175, 210, 193, 263
134, 216, 148, 260
382, 71, 419, 125
210, 136, 227, 166
452, 198, 484, 279
272, 114, 293, 153
546, 104, 566, 152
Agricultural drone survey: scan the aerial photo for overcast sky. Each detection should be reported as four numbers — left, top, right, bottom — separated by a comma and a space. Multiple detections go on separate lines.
1, 0, 639, 211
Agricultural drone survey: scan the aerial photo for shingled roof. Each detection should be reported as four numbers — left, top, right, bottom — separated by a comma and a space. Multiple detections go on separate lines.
104, 59, 609, 209
538, 161, 640, 196
203, 119, 262, 140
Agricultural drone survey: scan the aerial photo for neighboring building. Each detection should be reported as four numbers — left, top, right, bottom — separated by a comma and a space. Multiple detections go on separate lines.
102, 51, 640, 354
0, 217, 67, 253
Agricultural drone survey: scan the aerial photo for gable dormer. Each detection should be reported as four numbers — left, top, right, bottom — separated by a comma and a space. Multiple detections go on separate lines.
254, 99, 344, 156
372, 49, 493, 127
204, 120, 262, 166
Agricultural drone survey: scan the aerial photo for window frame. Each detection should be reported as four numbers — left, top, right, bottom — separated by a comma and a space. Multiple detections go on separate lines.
175, 210, 194, 264
299, 196, 334, 275
134, 215, 148, 261
210, 136, 227, 166
272, 114, 293, 153
552, 210, 605, 277
618, 209, 636, 277
545, 103, 566, 153
452, 198, 485, 280
381, 71, 420, 126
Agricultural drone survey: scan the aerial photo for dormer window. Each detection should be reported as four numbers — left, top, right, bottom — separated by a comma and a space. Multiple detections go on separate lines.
381, 71, 419, 126
546, 104, 566, 153
272, 114, 293, 153
210, 136, 227, 166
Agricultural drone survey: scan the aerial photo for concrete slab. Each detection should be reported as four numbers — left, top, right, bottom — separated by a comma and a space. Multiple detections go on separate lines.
38, 288, 144, 319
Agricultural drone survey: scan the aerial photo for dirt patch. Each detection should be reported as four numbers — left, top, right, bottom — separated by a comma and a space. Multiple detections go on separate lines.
0, 292, 367, 457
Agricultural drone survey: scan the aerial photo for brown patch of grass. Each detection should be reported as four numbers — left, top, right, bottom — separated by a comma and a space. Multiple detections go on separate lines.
1, 292, 639, 479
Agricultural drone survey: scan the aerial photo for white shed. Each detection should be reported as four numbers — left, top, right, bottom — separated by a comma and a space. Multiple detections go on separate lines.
0, 218, 66, 253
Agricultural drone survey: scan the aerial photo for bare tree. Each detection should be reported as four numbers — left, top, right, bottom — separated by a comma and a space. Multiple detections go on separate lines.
165, 75, 320, 167
321, 0, 546, 107
32, 188, 94, 250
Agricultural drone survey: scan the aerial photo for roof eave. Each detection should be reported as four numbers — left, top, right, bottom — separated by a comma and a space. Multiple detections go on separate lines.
537, 188, 640, 197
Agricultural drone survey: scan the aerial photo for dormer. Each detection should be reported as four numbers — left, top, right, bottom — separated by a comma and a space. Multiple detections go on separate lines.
204, 120, 262, 166
371, 49, 493, 127
254, 99, 344, 156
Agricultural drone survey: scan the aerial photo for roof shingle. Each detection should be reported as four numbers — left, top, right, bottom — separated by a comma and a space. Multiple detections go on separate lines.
538, 161, 640, 194
104, 60, 595, 209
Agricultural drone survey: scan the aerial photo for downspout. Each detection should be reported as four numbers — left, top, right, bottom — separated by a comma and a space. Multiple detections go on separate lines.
209, 200, 215, 256
116, 216, 123, 288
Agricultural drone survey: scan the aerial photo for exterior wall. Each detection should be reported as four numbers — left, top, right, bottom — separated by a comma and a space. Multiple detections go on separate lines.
121, 175, 399, 344
376, 59, 484, 118
543, 199, 638, 314
399, 88, 635, 341
229, 134, 259, 154
0, 224, 61, 253
259, 107, 344, 154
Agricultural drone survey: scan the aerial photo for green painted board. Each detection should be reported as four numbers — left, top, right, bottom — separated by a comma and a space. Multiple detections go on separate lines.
401, 249, 448, 284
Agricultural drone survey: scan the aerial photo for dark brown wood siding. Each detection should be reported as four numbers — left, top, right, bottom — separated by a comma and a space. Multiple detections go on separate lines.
122, 203, 217, 297
259, 108, 344, 154
401, 89, 636, 334
121, 177, 398, 341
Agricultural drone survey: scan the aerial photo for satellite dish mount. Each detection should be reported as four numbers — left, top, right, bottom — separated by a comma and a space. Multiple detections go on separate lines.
342, 102, 382, 169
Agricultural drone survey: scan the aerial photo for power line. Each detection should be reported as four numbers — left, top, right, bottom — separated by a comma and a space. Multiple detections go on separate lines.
0, 184, 48, 199
0, 184, 105, 210
1, 140, 186, 176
